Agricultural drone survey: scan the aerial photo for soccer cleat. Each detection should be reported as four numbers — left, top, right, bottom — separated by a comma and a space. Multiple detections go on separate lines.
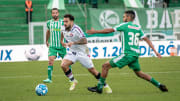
87, 86, 102, 94
104, 84, 112, 94
159, 84, 168, 92
43, 78, 52, 83
69, 79, 78, 91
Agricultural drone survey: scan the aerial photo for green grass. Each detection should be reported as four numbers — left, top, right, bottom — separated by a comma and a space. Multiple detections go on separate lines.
0, 57, 180, 101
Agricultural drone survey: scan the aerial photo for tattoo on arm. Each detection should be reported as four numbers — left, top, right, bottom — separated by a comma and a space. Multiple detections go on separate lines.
73, 38, 87, 45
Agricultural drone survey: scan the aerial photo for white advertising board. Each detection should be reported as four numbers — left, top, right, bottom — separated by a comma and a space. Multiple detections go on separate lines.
0, 41, 180, 62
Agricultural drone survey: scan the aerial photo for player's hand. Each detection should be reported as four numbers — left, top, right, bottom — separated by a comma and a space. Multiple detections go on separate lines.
46, 41, 49, 47
156, 53, 162, 59
86, 28, 95, 34
67, 42, 74, 47
62, 43, 67, 48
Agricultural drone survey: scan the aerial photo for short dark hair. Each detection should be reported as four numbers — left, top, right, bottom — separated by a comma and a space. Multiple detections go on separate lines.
51, 8, 59, 13
124, 10, 135, 20
64, 14, 75, 21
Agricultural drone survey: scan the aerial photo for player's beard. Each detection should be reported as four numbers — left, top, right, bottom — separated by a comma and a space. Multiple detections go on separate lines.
65, 25, 71, 31
124, 19, 128, 22
53, 16, 58, 20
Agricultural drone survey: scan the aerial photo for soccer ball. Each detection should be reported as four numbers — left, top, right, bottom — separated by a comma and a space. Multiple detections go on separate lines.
24, 48, 41, 61
35, 84, 48, 96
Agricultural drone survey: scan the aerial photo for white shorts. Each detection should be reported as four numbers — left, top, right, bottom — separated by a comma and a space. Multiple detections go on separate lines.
64, 51, 94, 69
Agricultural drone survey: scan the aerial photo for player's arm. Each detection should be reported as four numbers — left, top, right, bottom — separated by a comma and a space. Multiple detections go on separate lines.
67, 37, 87, 47
86, 28, 115, 34
73, 38, 87, 45
143, 37, 162, 59
67, 27, 88, 47
60, 32, 67, 48
46, 30, 50, 47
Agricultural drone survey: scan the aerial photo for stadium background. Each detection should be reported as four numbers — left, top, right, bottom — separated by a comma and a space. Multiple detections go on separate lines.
0, 0, 180, 101
0, 0, 180, 45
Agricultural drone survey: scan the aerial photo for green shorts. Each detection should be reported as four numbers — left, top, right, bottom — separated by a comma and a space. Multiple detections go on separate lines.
48, 47, 67, 58
109, 54, 141, 71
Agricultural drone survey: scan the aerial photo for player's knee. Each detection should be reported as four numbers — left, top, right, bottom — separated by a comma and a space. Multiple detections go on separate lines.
61, 62, 68, 69
61, 63, 70, 72
48, 60, 54, 66
48, 57, 54, 64
61, 63, 66, 68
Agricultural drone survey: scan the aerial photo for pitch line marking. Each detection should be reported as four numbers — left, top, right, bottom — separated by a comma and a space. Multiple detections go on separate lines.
0, 71, 180, 79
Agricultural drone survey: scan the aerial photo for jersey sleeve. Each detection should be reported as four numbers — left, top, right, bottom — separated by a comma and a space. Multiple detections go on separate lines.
113, 23, 126, 32
74, 27, 86, 39
139, 29, 146, 39
47, 21, 50, 30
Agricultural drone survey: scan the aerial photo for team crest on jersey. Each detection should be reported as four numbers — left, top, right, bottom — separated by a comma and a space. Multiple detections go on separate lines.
66, 33, 73, 37
70, 33, 73, 37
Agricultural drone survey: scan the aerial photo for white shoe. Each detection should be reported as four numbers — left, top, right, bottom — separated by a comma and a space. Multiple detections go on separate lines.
104, 84, 112, 94
43, 78, 52, 83
69, 79, 78, 91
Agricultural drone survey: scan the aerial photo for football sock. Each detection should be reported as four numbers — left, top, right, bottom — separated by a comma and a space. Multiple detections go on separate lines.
69, 65, 72, 70
95, 73, 107, 86
150, 77, 161, 87
48, 66, 53, 80
97, 76, 106, 91
65, 69, 74, 81
95, 72, 101, 79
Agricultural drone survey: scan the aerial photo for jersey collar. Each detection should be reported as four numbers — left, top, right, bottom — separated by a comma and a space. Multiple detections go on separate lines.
70, 24, 76, 31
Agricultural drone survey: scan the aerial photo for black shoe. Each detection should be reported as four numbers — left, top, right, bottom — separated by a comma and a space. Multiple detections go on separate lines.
87, 86, 102, 94
159, 84, 168, 92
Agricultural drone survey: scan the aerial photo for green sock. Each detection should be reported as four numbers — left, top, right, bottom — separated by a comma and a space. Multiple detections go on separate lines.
97, 77, 106, 91
150, 78, 160, 87
69, 65, 72, 70
48, 66, 53, 80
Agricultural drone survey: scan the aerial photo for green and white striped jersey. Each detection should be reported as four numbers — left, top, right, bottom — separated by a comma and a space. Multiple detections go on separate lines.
47, 19, 64, 49
113, 22, 145, 56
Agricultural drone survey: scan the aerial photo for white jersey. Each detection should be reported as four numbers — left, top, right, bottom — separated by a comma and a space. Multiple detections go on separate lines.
62, 24, 88, 54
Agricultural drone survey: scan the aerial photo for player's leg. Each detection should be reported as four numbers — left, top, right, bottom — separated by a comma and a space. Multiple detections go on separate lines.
77, 54, 112, 93
87, 67, 112, 93
87, 61, 113, 93
61, 59, 74, 80
76, 54, 100, 79
134, 71, 168, 92
97, 61, 112, 93
97, 55, 130, 92
129, 58, 168, 92
43, 47, 57, 83
61, 52, 78, 91
43, 56, 56, 83
59, 51, 72, 70
88, 54, 134, 93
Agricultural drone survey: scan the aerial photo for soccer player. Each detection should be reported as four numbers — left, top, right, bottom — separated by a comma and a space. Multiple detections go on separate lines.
86, 10, 168, 93
60, 14, 112, 93
43, 8, 71, 83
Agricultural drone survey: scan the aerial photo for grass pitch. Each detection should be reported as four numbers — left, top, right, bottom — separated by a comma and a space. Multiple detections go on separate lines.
0, 57, 180, 101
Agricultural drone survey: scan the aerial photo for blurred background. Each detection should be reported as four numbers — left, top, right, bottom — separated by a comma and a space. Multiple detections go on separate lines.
0, 0, 180, 45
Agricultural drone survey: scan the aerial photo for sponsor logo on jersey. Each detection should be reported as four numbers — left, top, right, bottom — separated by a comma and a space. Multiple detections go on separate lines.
53, 28, 61, 31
